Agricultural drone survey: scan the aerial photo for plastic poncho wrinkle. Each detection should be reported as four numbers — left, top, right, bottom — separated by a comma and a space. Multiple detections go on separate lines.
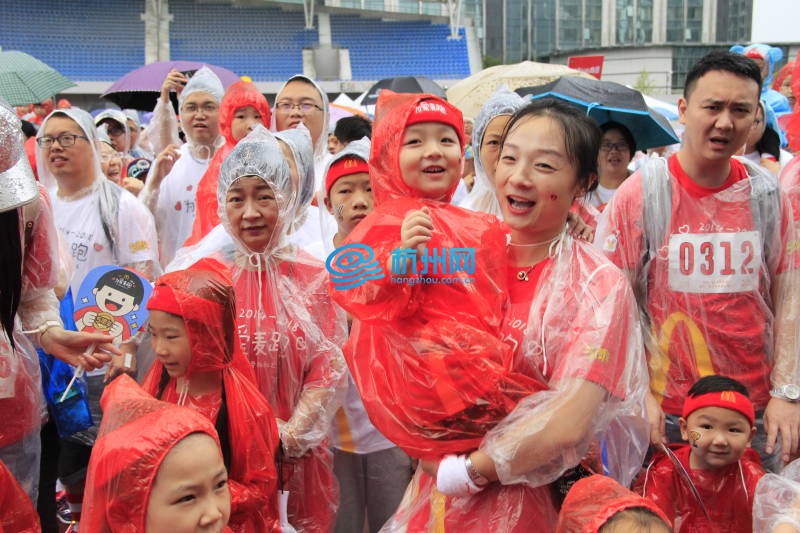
459, 86, 527, 218
178, 65, 225, 108
753, 458, 800, 533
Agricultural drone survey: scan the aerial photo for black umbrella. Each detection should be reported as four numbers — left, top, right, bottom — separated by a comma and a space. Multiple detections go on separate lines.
361, 76, 446, 106
516, 77, 679, 151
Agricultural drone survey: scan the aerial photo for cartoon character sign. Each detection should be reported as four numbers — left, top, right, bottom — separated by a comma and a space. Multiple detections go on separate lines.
73, 266, 152, 345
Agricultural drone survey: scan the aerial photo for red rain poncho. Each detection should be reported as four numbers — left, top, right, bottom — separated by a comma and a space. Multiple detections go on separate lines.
82, 375, 234, 533
331, 90, 546, 460
556, 475, 671, 533
636, 444, 764, 533
185, 80, 272, 246
169, 125, 347, 532
0, 460, 40, 533
142, 259, 280, 533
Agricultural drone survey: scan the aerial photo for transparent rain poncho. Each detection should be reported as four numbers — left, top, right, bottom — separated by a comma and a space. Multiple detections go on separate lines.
81, 375, 232, 533
146, 65, 225, 157
0, 459, 40, 532
36, 108, 161, 291
276, 124, 316, 236
383, 234, 650, 532
754, 458, 800, 533
168, 125, 347, 532
0, 99, 61, 500
596, 155, 800, 416
459, 87, 527, 218
142, 261, 280, 533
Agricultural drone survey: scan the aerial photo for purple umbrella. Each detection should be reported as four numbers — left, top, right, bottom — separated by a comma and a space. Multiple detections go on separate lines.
101, 61, 240, 111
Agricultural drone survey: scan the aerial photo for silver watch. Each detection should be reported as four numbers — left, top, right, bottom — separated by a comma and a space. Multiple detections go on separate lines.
771, 384, 800, 402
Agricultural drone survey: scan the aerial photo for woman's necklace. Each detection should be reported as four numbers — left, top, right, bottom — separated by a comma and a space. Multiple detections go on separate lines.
508, 234, 561, 282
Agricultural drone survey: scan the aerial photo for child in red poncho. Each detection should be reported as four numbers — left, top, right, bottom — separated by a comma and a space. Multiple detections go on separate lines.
637, 375, 764, 533
82, 375, 233, 533
142, 259, 280, 533
557, 475, 672, 533
331, 91, 546, 461
185, 80, 272, 246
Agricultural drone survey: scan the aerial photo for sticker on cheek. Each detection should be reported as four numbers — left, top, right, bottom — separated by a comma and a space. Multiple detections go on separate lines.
549, 194, 559, 201
335, 204, 345, 220
689, 430, 702, 447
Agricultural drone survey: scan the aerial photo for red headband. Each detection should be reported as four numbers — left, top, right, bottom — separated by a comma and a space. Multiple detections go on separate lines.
326, 156, 370, 196
405, 98, 464, 146
146, 284, 183, 317
682, 391, 755, 426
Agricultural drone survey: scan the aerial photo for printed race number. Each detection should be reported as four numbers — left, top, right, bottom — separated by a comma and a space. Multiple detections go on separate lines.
668, 232, 761, 293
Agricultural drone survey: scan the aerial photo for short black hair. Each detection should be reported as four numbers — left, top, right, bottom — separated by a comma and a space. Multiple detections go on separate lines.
95, 268, 145, 305
600, 121, 636, 155
687, 375, 750, 398
601, 508, 672, 533
502, 98, 601, 192
20, 120, 37, 139
684, 51, 762, 99
334, 116, 372, 143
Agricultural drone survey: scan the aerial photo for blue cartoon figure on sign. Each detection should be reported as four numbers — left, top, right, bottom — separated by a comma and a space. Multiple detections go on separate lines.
73, 266, 152, 345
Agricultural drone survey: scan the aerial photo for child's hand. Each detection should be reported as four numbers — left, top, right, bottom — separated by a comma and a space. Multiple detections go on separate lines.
401, 207, 433, 255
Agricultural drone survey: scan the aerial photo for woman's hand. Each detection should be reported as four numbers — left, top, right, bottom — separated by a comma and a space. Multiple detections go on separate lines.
566, 211, 594, 242
39, 327, 118, 370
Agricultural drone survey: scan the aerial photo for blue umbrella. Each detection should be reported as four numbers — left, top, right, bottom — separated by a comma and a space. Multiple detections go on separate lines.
517, 77, 680, 151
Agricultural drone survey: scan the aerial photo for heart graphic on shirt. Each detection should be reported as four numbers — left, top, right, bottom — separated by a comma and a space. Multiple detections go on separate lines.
93, 243, 103, 251
174, 201, 182, 211
678, 224, 690, 234
186, 185, 193, 191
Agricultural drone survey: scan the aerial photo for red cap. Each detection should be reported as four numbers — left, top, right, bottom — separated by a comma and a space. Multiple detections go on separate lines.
682, 390, 755, 426
405, 97, 464, 147
146, 283, 183, 317
325, 156, 370, 196
746, 49, 766, 60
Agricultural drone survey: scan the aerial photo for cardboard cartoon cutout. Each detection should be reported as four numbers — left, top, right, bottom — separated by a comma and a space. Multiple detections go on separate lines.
73, 266, 152, 345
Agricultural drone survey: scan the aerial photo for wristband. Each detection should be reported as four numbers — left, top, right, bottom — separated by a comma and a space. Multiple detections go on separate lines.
436, 455, 484, 497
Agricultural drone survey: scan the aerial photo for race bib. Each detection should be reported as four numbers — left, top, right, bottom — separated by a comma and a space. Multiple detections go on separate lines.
668, 232, 762, 293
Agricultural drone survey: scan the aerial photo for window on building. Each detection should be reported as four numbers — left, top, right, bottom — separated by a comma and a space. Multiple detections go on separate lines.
716, 0, 752, 43
617, 0, 653, 45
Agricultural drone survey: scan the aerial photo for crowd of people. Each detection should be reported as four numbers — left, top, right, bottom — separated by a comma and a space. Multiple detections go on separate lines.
2, 44, 800, 533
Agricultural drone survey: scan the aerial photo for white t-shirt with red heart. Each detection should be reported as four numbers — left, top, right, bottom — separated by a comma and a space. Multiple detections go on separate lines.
155, 143, 210, 266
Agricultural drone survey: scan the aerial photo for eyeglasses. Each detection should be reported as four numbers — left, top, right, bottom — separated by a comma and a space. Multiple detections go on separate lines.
180, 103, 219, 115
599, 142, 630, 153
275, 102, 323, 113
37, 133, 89, 148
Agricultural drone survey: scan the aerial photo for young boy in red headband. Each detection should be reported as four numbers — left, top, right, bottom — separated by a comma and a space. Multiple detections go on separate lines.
637, 375, 765, 532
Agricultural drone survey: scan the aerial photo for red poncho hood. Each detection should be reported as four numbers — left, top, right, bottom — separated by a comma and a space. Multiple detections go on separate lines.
556, 475, 671, 533
82, 375, 227, 533
369, 90, 464, 206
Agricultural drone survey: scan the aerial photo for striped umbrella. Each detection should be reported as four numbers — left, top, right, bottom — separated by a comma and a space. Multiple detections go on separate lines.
0, 50, 76, 106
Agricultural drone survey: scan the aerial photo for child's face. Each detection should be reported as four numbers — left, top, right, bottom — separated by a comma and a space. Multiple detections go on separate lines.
480, 114, 511, 182
224, 176, 280, 253
679, 406, 756, 470
145, 433, 230, 533
231, 106, 263, 142
325, 172, 373, 237
93, 285, 139, 316
399, 122, 462, 200
495, 115, 583, 240
149, 310, 192, 379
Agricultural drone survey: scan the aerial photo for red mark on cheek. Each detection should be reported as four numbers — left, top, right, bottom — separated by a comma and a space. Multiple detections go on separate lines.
549, 194, 558, 201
